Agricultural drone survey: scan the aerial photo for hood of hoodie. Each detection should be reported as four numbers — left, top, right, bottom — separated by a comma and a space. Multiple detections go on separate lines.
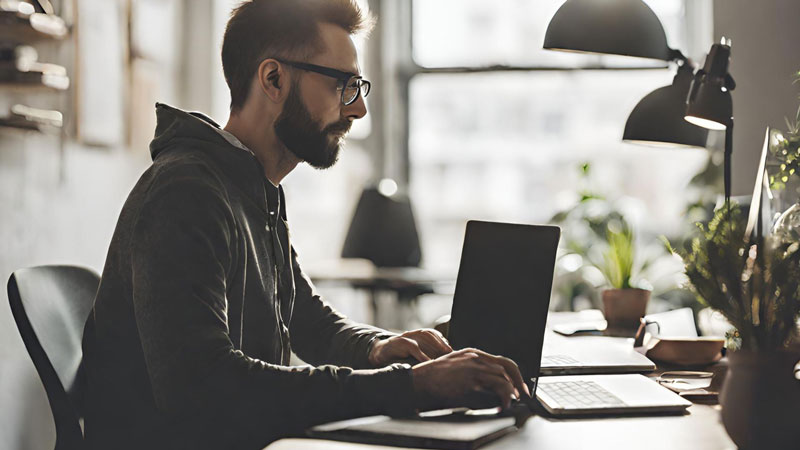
149, 102, 237, 160
149, 103, 271, 211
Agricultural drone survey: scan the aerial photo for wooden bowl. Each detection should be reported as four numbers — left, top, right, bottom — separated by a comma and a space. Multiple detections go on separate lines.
646, 337, 725, 366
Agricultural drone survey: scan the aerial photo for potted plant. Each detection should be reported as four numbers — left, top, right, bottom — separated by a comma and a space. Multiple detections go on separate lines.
595, 222, 651, 332
767, 70, 800, 211
768, 72, 800, 244
677, 204, 800, 449
550, 162, 685, 315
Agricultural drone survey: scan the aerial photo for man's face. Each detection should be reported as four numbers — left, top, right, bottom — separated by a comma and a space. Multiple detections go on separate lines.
274, 79, 351, 169
273, 23, 367, 169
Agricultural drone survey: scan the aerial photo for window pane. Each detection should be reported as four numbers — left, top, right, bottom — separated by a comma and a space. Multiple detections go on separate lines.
348, 0, 372, 139
408, 71, 708, 270
412, 0, 687, 68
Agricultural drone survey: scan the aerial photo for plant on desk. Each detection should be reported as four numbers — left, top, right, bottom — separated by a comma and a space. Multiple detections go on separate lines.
595, 220, 652, 333
767, 71, 800, 245
676, 203, 800, 449
549, 162, 686, 317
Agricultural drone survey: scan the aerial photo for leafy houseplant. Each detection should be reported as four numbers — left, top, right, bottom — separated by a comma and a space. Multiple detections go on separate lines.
766, 71, 800, 252
676, 204, 800, 448
678, 204, 800, 351
598, 224, 635, 290
549, 162, 686, 314
767, 70, 800, 201
597, 222, 651, 331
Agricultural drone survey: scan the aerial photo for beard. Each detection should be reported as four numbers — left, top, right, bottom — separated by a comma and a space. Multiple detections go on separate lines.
274, 81, 351, 169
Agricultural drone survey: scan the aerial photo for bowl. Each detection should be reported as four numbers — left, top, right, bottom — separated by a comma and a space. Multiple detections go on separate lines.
646, 337, 725, 366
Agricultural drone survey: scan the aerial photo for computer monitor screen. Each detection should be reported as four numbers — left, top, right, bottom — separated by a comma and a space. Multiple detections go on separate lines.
745, 128, 773, 240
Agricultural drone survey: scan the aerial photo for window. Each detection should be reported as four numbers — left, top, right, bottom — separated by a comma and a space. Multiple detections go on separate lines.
412, 0, 687, 68
402, 0, 711, 272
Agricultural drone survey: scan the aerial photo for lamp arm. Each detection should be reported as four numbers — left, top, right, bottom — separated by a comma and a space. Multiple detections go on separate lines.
687, 69, 706, 104
724, 118, 734, 205
668, 48, 690, 66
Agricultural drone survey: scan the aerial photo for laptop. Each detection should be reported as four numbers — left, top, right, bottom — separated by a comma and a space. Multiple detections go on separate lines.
307, 413, 517, 450
540, 332, 656, 375
448, 220, 690, 416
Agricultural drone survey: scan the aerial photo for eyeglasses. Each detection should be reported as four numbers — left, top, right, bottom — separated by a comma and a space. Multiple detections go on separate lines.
275, 59, 371, 106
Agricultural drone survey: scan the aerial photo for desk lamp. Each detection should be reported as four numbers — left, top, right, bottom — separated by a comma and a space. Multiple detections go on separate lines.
685, 39, 736, 204
623, 62, 709, 148
543, 0, 709, 148
341, 179, 423, 268
543, 0, 677, 61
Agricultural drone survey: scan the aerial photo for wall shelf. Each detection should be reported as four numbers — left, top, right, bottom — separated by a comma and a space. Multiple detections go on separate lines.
0, 73, 70, 91
0, 15, 68, 44
0, 104, 62, 133
0, 1, 68, 44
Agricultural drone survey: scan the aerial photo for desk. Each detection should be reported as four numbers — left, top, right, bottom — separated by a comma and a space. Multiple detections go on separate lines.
267, 404, 734, 449
267, 310, 735, 449
307, 259, 455, 329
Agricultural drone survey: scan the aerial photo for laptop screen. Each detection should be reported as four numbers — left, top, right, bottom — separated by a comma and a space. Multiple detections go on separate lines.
447, 221, 560, 381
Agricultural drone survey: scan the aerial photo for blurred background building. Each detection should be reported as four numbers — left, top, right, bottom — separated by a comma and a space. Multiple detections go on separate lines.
1, 0, 799, 448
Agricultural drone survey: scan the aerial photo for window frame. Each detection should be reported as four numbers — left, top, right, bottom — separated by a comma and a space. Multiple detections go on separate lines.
365, 0, 711, 187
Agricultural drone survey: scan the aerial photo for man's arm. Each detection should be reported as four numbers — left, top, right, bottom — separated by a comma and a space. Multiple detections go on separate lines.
130, 168, 415, 448
287, 249, 394, 369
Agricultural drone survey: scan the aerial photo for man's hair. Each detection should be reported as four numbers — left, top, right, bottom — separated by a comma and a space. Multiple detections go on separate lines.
222, 0, 372, 112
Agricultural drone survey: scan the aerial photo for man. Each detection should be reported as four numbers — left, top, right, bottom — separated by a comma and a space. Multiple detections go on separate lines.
82, 1, 528, 449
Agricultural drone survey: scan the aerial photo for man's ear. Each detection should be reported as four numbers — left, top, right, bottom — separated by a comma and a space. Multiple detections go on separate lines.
257, 59, 286, 103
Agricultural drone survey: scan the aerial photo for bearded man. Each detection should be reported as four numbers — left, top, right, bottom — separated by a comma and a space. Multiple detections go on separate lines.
82, 1, 527, 449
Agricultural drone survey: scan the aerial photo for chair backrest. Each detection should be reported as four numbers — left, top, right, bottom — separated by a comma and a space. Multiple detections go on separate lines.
7, 265, 100, 450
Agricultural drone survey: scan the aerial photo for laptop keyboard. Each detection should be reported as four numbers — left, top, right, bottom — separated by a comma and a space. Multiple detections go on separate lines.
541, 354, 580, 365
538, 380, 626, 409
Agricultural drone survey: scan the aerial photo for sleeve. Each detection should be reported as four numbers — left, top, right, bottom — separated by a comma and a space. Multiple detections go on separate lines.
287, 247, 396, 369
130, 166, 415, 448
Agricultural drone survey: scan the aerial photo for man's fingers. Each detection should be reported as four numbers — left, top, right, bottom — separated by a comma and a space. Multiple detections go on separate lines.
411, 333, 444, 358
469, 348, 529, 397
427, 329, 453, 352
493, 356, 528, 397
403, 330, 452, 358
472, 358, 513, 384
421, 333, 451, 358
474, 371, 516, 409
471, 358, 521, 399
400, 337, 431, 362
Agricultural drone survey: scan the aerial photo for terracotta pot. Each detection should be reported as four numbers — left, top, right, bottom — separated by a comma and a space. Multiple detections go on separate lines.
602, 288, 649, 330
720, 349, 800, 449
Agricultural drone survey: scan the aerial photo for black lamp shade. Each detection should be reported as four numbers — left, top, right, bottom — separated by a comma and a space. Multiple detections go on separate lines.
623, 64, 709, 148
684, 42, 734, 130
341, 187, 422, 268
543, 0, 672, 61
684, 82, 732, 131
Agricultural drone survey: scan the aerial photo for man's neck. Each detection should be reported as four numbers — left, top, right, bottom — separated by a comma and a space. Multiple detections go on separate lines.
223, 114, 300, 186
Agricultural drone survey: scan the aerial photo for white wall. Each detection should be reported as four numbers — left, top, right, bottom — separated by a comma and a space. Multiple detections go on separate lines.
0, 135, 148, 449
714, 0, 800, 195
0, 1, 182, 447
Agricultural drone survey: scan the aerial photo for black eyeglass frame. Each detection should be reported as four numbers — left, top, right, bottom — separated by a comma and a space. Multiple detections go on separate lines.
275, 59, 371, 106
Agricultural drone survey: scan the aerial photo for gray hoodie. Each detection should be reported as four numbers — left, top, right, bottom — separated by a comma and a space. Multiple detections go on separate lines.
82, 103, 415, 450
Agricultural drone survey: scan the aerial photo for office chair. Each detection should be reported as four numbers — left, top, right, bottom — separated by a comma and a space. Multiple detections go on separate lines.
7, 265, 100, 450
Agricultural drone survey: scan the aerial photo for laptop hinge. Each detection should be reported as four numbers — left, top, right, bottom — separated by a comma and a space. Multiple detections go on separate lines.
529, 376, 539, 396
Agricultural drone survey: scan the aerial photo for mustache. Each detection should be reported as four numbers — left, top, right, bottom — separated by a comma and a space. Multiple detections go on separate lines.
324, 120, 352, 136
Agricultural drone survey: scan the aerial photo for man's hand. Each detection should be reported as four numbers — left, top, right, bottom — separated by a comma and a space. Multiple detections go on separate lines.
411, 348, 531, 410
368, 329, 453, 367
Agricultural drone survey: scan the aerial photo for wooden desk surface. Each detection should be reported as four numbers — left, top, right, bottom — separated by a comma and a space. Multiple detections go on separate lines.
267, 404, 734, 450
268, 312, 734, 449
306, 259, 455, 288
484, 404, 733, 450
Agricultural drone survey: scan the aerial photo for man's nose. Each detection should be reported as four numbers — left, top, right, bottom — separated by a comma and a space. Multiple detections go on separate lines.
343, 92, 367, 120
